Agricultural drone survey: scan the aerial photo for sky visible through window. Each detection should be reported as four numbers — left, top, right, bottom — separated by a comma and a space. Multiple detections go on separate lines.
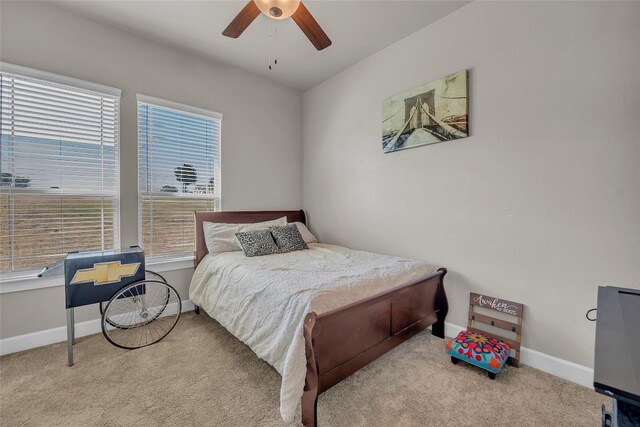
1, 108, 218, 194
138, 104, 218, 195
1, 135, 116, 192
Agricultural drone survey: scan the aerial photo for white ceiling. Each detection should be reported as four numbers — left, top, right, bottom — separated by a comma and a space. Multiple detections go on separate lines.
53, 1, 470, 91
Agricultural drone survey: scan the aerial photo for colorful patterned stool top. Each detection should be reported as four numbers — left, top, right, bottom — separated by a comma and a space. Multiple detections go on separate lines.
446, 330, 510, 374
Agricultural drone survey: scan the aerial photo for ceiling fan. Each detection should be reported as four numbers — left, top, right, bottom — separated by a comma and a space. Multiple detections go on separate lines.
222, 0, 332, 51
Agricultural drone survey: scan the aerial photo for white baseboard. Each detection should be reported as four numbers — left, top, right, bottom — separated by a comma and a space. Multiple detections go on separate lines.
443, 322, 594, 388
0, 308, 594, 390
0, 300, 194, 356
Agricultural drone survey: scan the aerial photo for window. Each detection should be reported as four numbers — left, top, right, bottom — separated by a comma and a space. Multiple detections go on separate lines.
137, 95, 221, 260
0, 64, 120, 274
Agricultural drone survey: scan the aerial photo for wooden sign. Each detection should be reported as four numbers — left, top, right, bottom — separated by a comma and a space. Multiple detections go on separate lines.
468, 292, 525, 368
470, 293, 523, 317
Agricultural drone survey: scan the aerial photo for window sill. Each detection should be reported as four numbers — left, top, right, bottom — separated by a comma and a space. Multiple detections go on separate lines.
0, 256, 195, 294
146, 255, 195, 273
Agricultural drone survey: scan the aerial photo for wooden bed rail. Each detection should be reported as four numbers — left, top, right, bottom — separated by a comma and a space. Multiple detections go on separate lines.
302, 268, 448, 427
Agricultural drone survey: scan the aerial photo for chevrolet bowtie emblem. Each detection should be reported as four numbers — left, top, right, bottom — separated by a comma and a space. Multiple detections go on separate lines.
70, 261, 141, 286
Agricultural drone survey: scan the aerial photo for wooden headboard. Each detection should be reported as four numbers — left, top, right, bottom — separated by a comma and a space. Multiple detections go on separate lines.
194, 210, 306, 267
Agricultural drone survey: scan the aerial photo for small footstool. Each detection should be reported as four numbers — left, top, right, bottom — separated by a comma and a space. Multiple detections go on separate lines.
446, 330, 510, 379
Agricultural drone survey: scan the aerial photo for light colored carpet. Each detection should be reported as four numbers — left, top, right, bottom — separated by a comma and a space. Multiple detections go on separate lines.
1, 312, 607, 426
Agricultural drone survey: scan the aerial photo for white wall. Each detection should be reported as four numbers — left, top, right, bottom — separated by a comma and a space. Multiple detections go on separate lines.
0, 1, 303, 339
303, 1, 640, 368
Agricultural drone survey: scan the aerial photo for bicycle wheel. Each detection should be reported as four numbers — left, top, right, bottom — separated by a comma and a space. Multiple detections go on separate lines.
99, 270, 168, 329
101, 280, 181, 350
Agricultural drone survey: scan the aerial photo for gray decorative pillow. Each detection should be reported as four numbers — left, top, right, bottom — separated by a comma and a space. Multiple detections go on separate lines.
235, 229, 281, 257
269, 224, 308, 253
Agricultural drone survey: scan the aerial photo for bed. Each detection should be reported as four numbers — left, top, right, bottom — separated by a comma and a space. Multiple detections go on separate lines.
191, 210, 448, 426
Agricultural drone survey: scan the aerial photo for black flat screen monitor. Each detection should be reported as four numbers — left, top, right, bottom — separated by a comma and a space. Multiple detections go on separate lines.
593, 286, 640, 407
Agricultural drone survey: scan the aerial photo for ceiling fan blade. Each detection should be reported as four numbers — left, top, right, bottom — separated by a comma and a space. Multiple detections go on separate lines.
222, 1, 261, 38
291, 2, 332, 51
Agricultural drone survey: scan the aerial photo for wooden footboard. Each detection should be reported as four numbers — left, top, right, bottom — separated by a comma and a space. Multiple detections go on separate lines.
302, 268, 448, 427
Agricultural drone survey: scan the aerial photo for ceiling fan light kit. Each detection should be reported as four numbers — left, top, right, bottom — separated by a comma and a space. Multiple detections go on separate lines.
254, 0, 301, 20
223, 0, 332, 53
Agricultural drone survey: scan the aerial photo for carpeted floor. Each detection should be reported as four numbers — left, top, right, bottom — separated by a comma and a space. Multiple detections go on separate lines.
1, 312, 607, 426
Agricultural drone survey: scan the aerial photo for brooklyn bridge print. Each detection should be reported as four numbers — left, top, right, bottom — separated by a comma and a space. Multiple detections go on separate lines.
382, 69, 468, 153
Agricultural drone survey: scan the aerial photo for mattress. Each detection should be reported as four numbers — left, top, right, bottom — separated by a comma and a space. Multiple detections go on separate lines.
189, 243, 438, 423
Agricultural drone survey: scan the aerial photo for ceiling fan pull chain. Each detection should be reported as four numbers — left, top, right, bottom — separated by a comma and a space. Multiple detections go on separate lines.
268, 18, 272, 70
274, 21, 278, 65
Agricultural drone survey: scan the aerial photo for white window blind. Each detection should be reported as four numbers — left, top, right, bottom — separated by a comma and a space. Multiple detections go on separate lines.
0, 64, 120, 274
137, 95, 221, 259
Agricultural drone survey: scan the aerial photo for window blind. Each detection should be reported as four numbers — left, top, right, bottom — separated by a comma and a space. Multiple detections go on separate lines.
0, 66, 120, 273
137, 96, 221, 259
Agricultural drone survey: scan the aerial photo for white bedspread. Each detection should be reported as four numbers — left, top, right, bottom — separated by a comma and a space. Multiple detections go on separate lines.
189, 243, 438, 423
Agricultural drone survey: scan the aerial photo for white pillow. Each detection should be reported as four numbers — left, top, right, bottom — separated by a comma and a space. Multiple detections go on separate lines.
293, 222, 318, 244
204, 216, 287, 255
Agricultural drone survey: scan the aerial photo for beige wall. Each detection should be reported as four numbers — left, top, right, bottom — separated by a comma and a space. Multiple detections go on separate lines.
1, 1, 639, 369
303, 1, 640, 368
0, 1, 303, 338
